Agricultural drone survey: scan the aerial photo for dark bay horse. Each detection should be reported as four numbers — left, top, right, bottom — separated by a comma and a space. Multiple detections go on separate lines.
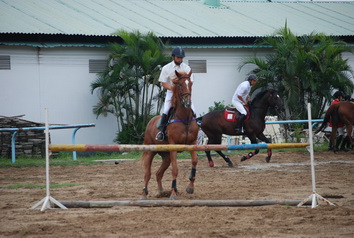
198, 89, 284, 167
141, 70, 199, 200
315, 101, 354, 152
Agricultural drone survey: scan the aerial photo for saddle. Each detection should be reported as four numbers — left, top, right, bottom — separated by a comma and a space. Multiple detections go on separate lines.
224, 106, 250, 122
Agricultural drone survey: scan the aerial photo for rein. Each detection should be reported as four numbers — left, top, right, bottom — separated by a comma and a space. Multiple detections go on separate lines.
169, 117, 196, 123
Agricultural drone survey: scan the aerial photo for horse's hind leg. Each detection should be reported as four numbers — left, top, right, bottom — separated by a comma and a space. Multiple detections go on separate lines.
155, 152, 171, 198
216, 150, 234, 167
186, 150, 198, 194
141, 151, 155, 200
205, 151, 214, 167
346, 125, 353, 150
205, 135, 223, 167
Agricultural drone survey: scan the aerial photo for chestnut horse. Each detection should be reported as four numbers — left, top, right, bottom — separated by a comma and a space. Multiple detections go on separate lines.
141, 70, 199, 200
315, 101, 354, 152
198, 89, 284, 167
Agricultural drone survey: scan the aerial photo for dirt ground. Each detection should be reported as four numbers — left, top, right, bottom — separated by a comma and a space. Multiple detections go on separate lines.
1, 150, 354, 238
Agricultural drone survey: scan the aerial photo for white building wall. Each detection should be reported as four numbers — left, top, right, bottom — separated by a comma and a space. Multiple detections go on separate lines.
1, 45, 353, 145
1, 46, 117, 144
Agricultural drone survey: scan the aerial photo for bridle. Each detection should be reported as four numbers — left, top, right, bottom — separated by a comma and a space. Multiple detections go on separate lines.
176, 75, 192, 109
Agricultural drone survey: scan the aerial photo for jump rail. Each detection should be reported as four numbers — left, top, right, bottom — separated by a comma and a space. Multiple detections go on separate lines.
58, 199, 311, 208
49, 143, 309, 152
0, 123, 95, 163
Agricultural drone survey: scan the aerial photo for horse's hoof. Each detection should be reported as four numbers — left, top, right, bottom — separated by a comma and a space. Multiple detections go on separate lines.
169, 195, 178, 200
228, 162, 234, 167
265, 157, 270, 163
186, 186, 194, 194
156, 188, 163, 198
209, 161, 214, 167
241, 156, 247, 162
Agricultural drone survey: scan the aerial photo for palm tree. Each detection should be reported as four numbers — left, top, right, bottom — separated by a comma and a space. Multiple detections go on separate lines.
91, 30, 170, 143
239, 25, 354, 121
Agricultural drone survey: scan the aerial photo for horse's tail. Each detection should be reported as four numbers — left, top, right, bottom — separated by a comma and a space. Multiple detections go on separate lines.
315, 104, 338, 133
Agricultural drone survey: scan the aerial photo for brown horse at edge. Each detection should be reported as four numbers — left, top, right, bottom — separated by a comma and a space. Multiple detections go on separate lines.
315, 101, 354, 152
141, 70, 199, 200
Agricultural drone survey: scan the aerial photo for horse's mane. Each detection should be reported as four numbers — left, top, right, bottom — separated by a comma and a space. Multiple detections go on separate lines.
171, 76, 179, 108
250, 89, 277, 106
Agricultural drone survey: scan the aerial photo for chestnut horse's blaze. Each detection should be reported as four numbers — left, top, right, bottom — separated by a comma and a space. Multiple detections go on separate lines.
198, 89, 285, 167
141, 70, 199, 200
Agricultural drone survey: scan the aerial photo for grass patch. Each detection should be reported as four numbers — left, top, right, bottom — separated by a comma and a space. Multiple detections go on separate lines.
5, 183, 81, 189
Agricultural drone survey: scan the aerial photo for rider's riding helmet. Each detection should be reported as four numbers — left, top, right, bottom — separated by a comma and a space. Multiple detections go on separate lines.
333, 90, 344, 99
171, 47, 185, 58
248, 74, 258, 81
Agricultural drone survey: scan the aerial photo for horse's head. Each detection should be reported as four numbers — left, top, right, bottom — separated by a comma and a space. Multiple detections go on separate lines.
172, 70, 193, 108
267, 89, 285, 112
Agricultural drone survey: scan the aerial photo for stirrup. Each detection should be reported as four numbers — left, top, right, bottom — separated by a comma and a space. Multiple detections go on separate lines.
196, 118, 202, 127
155, 131, 165, 141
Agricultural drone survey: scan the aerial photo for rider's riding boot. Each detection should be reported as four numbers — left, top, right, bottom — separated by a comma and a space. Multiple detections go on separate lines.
335, 135, 343, 151
235, 114, 246, 133
155, 114, 168, 141
340, 136, 349, 152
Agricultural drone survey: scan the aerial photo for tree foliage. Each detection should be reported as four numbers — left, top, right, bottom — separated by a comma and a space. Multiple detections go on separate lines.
239, 24, 354, 121
90, 30, 170, 144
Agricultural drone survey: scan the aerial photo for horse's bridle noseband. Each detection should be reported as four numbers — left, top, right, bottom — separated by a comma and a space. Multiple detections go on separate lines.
176, 76, 192, 108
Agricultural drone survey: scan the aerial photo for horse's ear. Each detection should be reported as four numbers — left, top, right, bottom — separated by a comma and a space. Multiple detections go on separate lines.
175, 70, 181, 79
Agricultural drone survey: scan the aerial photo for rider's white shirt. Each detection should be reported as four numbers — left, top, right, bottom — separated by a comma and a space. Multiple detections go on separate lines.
158, 61, 193, 87
232, 81, 251, 105
159, 60, 195, 115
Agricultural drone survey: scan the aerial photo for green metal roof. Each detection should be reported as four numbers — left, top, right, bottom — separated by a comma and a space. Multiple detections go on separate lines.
0, 0, 353, 38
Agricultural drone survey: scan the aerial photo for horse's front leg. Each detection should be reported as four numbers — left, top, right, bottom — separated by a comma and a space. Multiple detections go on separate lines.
170, 151, 178, 200
141, 152, 154, 200
265, 148, 272, 163
256, 133, 272, 163
186, 151, 198, 194
241, 148, 260, 162
346, 125, 353, 150
240, 136, 259, 162
216, 150, 234, 167
155, 152, 171, 197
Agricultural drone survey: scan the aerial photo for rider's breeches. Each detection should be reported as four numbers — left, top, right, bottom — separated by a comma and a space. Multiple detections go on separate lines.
232, 99, 247, 115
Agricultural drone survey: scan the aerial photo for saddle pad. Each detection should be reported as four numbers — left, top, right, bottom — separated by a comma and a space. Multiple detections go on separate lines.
224, 110, 237, 122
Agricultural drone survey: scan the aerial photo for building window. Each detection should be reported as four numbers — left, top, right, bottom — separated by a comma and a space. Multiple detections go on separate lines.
89, 59, 106, 73
188, 60, 207, 73
0, 55, 11, 70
